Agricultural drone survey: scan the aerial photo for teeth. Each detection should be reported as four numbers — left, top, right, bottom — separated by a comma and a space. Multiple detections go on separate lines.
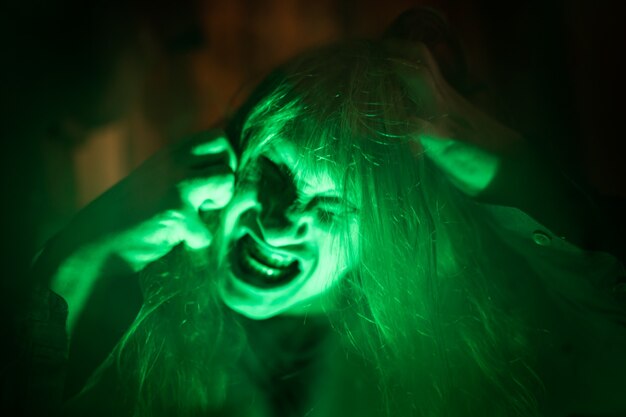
232, 234, 300, 285
245, 236, 295, 268
241, 250, 286, 279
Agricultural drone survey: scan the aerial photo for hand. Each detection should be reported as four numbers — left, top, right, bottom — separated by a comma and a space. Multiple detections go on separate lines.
387, 41, 600, 248
33, 129, 236, 330
387, 40, 525, 196
110, 130, 238, 271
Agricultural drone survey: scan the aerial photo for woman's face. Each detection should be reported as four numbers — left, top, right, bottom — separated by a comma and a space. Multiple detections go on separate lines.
216, 140, 359, 320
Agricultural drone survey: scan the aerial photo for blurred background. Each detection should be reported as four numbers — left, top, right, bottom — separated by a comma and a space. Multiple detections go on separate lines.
1, 1, 625, 412
2, 0, 625, 300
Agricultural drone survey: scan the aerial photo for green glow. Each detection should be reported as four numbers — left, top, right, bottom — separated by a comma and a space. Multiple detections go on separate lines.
191, 135, 238, 171
420, 134, 500, 196
50, 243, 112, 333
177, 174, 235, 213
50, 132, 237, 334
51, 39, 618, 417
217, 140, 359, 320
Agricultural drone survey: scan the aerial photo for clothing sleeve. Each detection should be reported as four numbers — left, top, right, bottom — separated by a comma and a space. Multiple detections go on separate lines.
480, 201, 626, 413
478, 141, 626, 265
6, 285, 69, 417
480, 202, 626, 311
6, 257, 142, 417
579, 191, 626, 263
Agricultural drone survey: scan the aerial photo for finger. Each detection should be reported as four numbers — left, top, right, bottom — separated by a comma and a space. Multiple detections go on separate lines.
390, 58, 443, 118
176, 129, 228, 152
177, 171, 235, 212
179, 208, 214, 251
420, 135, 500, 196
115, 210, 192, 271
384, 39, 438, 69
188, 131, 238, 172
116, 209, 214, 271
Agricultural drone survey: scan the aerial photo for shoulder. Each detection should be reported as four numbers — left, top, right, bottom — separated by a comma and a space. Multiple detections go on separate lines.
478, 202, 626, 310
478, 203, 626, 417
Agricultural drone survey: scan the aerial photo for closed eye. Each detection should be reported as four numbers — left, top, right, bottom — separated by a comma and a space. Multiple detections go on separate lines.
316, 207, 336, 224
312, 196, 357, 213
259, 156, 295, 185
307, 197, 358, 224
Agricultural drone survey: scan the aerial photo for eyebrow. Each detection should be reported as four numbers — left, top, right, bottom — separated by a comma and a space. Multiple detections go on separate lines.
262, 155, 358, 210
262, 155, 317, 194
260, 156, 296, 184
310, 195, 359, 212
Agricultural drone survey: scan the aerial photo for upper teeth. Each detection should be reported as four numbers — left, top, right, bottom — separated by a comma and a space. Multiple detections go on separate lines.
242, 252, 285, 278
246, 236, 295, 268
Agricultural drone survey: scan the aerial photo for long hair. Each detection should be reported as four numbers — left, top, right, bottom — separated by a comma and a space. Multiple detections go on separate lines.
83, 40, 549, 417
236, 40, 543, 417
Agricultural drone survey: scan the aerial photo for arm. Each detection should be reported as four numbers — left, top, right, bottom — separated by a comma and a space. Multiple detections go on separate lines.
32, 130, 237, 334
390, 40, 622, 254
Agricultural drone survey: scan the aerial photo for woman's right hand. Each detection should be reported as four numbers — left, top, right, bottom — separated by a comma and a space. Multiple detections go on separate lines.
33, 129, 237, 330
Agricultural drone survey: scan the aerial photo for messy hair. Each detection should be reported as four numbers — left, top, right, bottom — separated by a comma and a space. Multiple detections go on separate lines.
83, 40, 543, 417
238, 40, 542, 417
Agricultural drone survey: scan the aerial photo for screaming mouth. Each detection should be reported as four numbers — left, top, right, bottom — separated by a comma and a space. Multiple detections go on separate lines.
230, 234, 301, 288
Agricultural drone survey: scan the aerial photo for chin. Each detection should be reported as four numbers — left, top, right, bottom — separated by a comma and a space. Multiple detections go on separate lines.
228, 233, 305, 288
215, 226, 323, 317
218, 277, 296, 320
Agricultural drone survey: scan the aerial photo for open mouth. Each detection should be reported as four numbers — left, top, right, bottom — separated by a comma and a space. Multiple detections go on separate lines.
229, 234, 301, 288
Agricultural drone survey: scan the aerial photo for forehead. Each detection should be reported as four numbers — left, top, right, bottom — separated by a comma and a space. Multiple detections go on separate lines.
262, 140, 343, 196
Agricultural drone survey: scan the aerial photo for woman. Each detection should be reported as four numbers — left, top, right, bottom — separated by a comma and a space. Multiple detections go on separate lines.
33, 33, 626, 417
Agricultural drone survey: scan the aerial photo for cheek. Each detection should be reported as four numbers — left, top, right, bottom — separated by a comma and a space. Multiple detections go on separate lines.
220, 191, 258, 231
318, 219, 359, 263
313, 227, 356, 283
347, 220, 360, 263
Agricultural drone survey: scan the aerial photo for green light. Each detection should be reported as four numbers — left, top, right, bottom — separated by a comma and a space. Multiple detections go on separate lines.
56, 39, 563, 417
420, 134, 500, 196
190, 135, 238, 171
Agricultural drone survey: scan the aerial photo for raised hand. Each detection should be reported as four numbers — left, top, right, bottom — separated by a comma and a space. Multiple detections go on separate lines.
33, 129, 237, 331
387, 40, 525, 196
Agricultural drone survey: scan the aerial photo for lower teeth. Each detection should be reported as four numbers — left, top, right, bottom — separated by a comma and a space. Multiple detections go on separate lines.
233, 236, 300, 284
242, 252, 284, 279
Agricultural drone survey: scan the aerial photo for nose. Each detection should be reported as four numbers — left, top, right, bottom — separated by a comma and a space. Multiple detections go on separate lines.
257, 198, 311, 246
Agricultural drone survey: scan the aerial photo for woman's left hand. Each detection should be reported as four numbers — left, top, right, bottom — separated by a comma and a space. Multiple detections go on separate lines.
389, 41, 601, 248
388, 40, 526, 197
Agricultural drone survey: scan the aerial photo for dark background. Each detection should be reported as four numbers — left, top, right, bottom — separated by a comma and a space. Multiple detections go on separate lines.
1, 0, 625, 410
4, 0, 626, 272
